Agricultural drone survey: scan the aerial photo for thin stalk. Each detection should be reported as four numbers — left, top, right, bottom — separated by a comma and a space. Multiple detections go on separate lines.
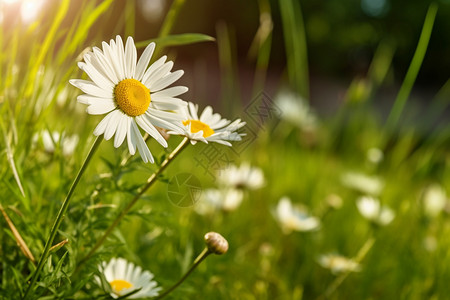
156, 248, 211, 300
79, 137, 190, 266
22, 136, 102, 300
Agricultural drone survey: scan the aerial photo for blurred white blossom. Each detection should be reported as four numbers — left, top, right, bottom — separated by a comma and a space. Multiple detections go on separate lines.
217, 163, 265, 190
34, 130, 79, 157
195, 188, 244, 214
318, 254, 361, 274
357, 196, 395, 226
367, 147, 384, 164
325, 194, 343, 210
275, 90, 318, 131
274, 197, 320, 234
341, 171, 384, 196
422, 184, 447, 218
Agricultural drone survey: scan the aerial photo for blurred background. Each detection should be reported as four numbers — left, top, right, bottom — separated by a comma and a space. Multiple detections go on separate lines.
2, 0, 450, 117
1, 0, 450, 299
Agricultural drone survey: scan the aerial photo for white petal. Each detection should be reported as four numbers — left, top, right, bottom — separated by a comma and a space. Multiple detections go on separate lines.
114, 112, 130, 148
86, 101, 117, 115
115, 36, 127, 79
92, 47, 120, 83
104, 110, 122, 140
135, 42, 155, 81
93, 112, 116, 136
151, 96, 187, 110
127, 118, 137, 155
149, 70, 184, 92
141, 55, 167, 86
131, 120, 154, 163
125, 36, 137, 78
102, 40, 124, 82
188, 102, 199, 120
115, 258, 127, 280
77, 94, 114, 105
78, 61, 114, 90
146, 114, 184, 134
151, 86, 188, 98
143, 61, 173, 88
69, 79, 112, 98
135, 115, 168, 147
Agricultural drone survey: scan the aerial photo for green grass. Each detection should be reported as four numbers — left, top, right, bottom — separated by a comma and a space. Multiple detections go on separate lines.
1, 1, 449, 299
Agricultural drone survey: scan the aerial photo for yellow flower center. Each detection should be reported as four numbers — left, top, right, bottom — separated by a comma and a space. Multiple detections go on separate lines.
115, 79, 150, 117
183, 120, 215, 137
110, 279, 133, 294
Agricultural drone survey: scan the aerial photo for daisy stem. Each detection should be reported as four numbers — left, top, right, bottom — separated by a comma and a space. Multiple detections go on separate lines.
155, 248, 211, 300
23, 136, 102, 300
78, 137, 190, 266
319, 237, 375, 300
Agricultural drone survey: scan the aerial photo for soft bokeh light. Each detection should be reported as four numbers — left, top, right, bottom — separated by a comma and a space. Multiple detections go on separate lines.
361, 0, 390, 17
20, 0, 44, 23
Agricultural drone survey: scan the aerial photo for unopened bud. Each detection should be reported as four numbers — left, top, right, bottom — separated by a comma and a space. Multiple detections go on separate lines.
204, 232, 229, 255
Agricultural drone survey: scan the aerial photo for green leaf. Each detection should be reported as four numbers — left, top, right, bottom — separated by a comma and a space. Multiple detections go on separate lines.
135, 33, 215, 49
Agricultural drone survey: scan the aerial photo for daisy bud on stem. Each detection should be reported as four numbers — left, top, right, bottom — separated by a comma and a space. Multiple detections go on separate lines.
156, 232, 229, 299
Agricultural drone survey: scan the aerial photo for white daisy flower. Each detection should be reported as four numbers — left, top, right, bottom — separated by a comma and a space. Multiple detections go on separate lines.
317, 254, 361, 274
274, 197, 320, 234
356, 196, 395, 226
217, 163, 265, 190
99, 257, 161, 299
170, 102, 245, 146
70, 36, 188, 163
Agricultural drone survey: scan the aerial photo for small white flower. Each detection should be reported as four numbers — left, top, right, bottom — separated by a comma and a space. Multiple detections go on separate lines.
318, 254, 361, 274
274, 197, 320, 234
34, 130, 79, 157
70, 36, 187, 163
357, 196, 395, 225
170, 102, 245, 146
195, 188, 244, 214
341, 171, 384, 196
217, 163, 265, 190
422, 184, 447, 218
275, 90, 318, 131
99, 257, 161, 299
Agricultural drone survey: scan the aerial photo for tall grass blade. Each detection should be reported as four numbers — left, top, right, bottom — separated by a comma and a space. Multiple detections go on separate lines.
279, 0, 309, 99
135, 33, 215, 49
385, 3, 438, 130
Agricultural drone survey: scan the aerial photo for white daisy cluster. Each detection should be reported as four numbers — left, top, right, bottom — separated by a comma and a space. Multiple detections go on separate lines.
70, 36, 245, 163
195, 163, 265, 214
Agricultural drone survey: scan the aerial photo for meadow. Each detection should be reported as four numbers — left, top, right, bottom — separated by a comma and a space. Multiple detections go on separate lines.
0, 0, 449, 299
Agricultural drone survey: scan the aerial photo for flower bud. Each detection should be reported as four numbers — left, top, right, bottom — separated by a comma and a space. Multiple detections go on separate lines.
204, 232, 229, 255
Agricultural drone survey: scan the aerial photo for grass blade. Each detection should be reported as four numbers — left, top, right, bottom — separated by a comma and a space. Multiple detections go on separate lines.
385, 3, 438, 130
135, 33, 215, 49
279, 0, 309, 99
0, 205, 36, 264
